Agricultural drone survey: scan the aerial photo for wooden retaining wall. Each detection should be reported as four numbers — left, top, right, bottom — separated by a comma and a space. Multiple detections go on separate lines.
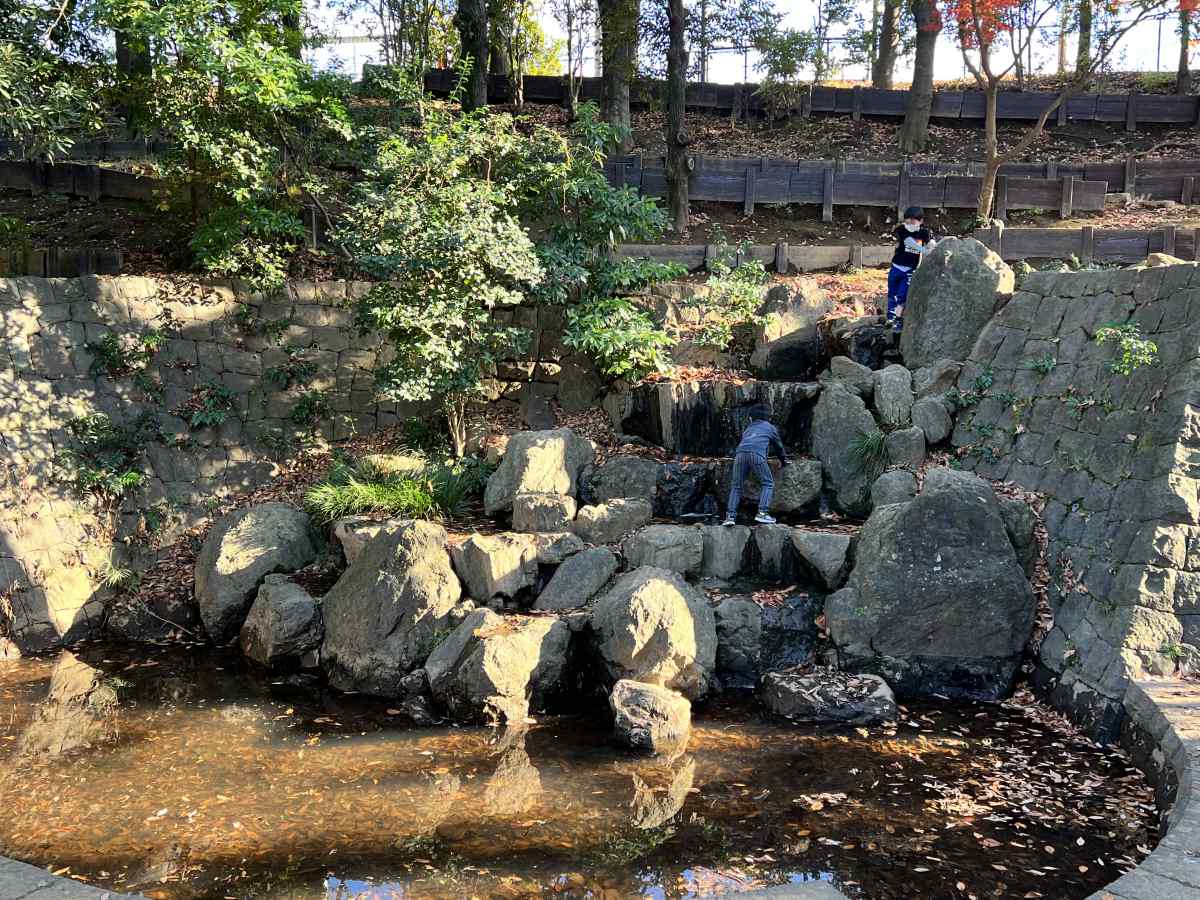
420, 67, 1200, 131
0, 137, 174, 162
0, 160, 157, 203
0, 247, 124, 277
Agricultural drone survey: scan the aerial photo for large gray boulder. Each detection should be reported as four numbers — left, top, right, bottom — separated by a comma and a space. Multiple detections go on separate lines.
425, 608, 572, 724
716, 458, 823, 516
484, 428, 594, 515
826, 356, 875, 397
791, 530, 852, 589
321, 521, 463, 697
622, 525, 703, 574
759, 668, 896, 725
871, 469, 917, 506
825, 467, 1035, 700
450, 533, 538, 602
609, 679, 692, 755
715, 598, 761, 683
195, 503, 318, 644
511, 493, 576, 533
811, 382, 878, 517
333, 516, 391, 565
591, 567, 718, 700
748, 283, 836, 379
912, 396, 953, 444
912, 359, 963, 398
885, 427, 926, 470
239, 575, 323, 667
575, 498, 653, 544
585, 455, 662, 504
534, 547, 619, 610
873, 364, 913, 427
700, 524, 752, 579
900, 238, 1014, 367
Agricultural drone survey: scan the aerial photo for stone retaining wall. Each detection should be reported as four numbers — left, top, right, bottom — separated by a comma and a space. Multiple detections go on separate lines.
950, 262, 1200, 740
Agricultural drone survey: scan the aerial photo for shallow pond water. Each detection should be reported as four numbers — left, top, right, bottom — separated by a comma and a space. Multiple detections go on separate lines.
0, 645, 1156, 900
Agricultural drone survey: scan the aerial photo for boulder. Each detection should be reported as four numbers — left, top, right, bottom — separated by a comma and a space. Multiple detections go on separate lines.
575, 498, 653, 545
585, 455, 662, 504
321, 521, 463, 697
700, 524, 752, 579
333, 516, 391, 565
511, 493, 576, 534
395, 668, 438, 725
791, 531, 852, 590
825, 467, 1035, 700
826, 356, 875, 397
450, 533, 539, 603
912, 359, 962, 399
715, 598, 762, 683
655, 461, 717, 519
532, 532, 586, 565
871, 470, 917, 506
753, 524, 799, 581
873, 364, 913, 427
622, 525, 704, 574
761, 591, 823, 671
759, 668, 896, 726
557, 356, 603, 412
885, 427, 926, 470
195, 503, 319, 644
609, 680, 692, 755
811, 382, 878, 517
239, 575, 323, 667
425, 608, 572, 724
999, 497, 1039, 577
534, 547, 619, 610
911, 396, 953, 444
749, 283, 836, 380
900, 238, 1014, 368
718, 458, 824, 517
483, 428, 594, 515
591, 567, 718, 700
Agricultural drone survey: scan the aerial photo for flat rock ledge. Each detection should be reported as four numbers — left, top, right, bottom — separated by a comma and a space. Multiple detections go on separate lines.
0, 855, 145, 898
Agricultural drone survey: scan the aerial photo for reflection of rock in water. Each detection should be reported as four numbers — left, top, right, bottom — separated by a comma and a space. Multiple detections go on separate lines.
481, 735, 543, 818
618, 755, 696, 830
18, 652, 120, 756
404, 772, 463, 834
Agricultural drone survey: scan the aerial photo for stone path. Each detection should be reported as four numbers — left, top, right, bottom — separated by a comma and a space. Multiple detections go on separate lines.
0, 856, 141, 899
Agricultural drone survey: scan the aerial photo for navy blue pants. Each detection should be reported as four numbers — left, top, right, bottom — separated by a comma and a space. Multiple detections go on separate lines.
887, 264, 913, 330
727, 451, 773, 516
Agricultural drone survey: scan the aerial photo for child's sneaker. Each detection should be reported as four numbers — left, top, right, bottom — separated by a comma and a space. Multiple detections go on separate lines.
722, 517, 736, 527
754, 512, 777, 524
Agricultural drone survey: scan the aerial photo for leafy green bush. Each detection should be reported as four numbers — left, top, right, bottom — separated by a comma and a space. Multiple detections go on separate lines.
264, 356, 317, 390
175, 382, 235, 429
1095, 322, 1157, 376
564, 297, 674, 380
87, 331, 164, 377
56, 413, 158, 500
304, 454, 491, 524
190, 205, 307, 291
290, 390, 330, 427
1028, 352, 1057, 376
690, 256, 770, 350
0, 215, 31, 251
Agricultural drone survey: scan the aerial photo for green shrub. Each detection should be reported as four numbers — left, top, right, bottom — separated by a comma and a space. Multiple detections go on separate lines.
189, 204, 307, 291
56, 413, 158, 500
689, 255, 770, 350
264, 356, 317, 391
303, 455, 492, 524
290, 390, 330, 427
398, 417, 451, 456
1095, 322, 1157, 376
175, 382, 235, 429
0, 215, 31, 251
87, 331, 164, 377
1028, 352, 1056, 376
564, 297, 674, 380
850, 429, 888, 478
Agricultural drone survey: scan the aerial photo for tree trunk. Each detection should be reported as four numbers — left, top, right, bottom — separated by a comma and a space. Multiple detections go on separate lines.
1076, 0, 1092, 72
976, 87, 1001, 219
281, 7, 304, 60
455, 0, 490, 111
446, 398, 467, 459
599, 0, 637, 150
666, 0, 690, 234
898, 0, 938, 153
872, 0, 901, 89
1179, 10, 1193, 95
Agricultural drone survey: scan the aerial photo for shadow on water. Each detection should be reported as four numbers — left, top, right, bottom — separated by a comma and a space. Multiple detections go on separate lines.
0, 644, 1158, 900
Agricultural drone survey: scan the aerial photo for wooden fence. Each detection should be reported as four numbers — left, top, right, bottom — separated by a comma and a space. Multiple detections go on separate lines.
420, 68, 1200, 131
0, 137, 174, 162
605, 155, 1110, 220
615, 225, 1198, 273
0, 160, 157, 203
0, 246, 123, 277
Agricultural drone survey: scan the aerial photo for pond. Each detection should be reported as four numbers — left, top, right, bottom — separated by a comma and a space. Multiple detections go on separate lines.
0, 645, 1156, 900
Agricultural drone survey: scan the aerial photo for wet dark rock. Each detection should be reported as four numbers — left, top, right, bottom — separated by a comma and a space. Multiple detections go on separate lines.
321, 521, 462, 698
609, 679, 692, 755
574, 498, 653, 545
622, 525, 703, 574
824, 316, 893, 370
583, 455, 662, 505
591, 567, 718, 700
604, 380, 819, 456
759, 668, 896, 725
106, 591, 201, 644
484, 428, 594, 515
826, 468, 1035, 700
760, 591, 823, 671
791, 531, 852, 590
450, 533, 538, 603
715, 458, 823, 518
753, 524, 800, 582
655, 461, 717, 519
239, 575, 323, 667
194, 503, 319, 645
397, 668, 438, 725
425, 608, 572, 724
511, 493, 577, 534
534, 547, 619, 610
715, 598, 762, 685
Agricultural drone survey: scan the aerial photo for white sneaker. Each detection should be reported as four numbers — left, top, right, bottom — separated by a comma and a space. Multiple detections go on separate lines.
722, 517, 736, 527
754, 512, 777, 524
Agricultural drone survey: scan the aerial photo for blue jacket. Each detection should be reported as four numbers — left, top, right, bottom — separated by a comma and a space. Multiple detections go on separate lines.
736, 419, 787, 462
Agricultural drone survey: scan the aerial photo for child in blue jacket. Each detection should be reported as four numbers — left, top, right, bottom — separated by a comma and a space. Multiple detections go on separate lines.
724, 404, 788, 526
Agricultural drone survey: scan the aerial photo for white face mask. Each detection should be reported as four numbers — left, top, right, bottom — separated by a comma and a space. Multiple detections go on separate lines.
904, 222, 921, 233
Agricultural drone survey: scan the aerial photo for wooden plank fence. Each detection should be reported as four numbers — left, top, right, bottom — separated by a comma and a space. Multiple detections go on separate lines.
419, 68, 1200, 131
0, 246, 123, 277
0, 160, 157, 203
0, 137, 175, 162
616, 226, 1198, 274
605, 155, 1111, 220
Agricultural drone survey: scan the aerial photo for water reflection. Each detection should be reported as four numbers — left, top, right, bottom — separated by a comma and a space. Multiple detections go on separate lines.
0, 645, 1160, 900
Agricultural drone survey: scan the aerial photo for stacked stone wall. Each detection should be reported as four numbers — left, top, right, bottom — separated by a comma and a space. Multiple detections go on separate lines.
950, 262, 1200, 738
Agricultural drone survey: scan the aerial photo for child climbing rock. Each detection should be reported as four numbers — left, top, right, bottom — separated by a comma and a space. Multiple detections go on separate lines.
887, 206, 936, 332
724, 404, 788, 526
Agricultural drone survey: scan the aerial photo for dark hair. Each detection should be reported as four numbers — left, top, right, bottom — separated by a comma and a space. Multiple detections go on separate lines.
749, 404, 771, 421
903, 206, 925, 221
